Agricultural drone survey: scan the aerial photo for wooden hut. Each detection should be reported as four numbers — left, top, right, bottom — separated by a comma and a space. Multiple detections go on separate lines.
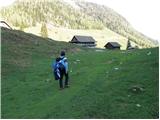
70, 35, 96, 47
104, 42, 121, 50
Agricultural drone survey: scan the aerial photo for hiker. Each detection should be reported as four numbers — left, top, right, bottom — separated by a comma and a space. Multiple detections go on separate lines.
53, 51, 69, 90
59, 51, 69, 89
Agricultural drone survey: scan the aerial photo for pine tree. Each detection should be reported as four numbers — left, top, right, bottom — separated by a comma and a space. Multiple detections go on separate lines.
127, 40, 131, 49
40, 22, 48, 38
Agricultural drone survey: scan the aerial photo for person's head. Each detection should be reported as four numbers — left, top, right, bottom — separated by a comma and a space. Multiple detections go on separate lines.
60, 51, 65, 56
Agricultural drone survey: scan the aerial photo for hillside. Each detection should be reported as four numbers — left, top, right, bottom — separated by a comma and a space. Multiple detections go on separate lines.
1, 28, 159, 118
75, 1, 158, 47
24, 24, 128, 49
0, 0, 158, 48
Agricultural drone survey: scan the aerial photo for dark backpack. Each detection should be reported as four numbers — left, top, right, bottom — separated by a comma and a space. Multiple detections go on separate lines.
52, 57, 65, 80
58, 58, 65, 71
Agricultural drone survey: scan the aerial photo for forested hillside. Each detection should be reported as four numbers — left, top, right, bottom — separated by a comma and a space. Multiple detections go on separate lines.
0, 0, 104, 29
0, 0, 158, 48
76, 1, 158, 47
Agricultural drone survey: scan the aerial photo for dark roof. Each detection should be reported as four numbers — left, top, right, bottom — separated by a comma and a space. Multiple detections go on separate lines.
72, 35, 96, 43
104, 42, 121, 47
0, 21, 12, 29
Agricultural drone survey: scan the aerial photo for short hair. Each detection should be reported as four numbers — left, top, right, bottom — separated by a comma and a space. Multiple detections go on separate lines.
61, 51, 65, 56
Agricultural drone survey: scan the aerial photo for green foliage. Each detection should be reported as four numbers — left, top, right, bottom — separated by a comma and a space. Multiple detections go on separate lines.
1, 28, 159, 118
40, 22, 48, 38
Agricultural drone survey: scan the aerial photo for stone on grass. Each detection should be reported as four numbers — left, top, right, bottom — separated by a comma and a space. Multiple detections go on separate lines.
147, 51, 151, 55
129, 85, 144, 94
136, 104, 141, 107
114, 67, 119, 70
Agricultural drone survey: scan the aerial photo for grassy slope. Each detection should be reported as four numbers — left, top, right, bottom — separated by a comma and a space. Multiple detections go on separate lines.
1, 28, 159, 118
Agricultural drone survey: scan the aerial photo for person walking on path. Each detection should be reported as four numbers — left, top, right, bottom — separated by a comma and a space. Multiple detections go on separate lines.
52, 51, 69, 90
59, 51, 69, 89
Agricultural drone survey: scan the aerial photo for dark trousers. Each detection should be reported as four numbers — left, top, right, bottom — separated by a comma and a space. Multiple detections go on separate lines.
59, 69, 69, 88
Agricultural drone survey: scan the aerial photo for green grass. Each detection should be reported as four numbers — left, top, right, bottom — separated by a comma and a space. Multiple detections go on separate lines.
1, 28, 159, 118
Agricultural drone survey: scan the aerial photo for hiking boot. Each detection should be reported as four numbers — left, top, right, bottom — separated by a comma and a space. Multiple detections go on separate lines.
65, 85, 70, 88
59, 87, 64, 90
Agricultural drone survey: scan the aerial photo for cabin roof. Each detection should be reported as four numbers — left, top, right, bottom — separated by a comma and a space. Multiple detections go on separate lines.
0, 21, 12, 29
104, 42, 121, 47
72, 35, 96, 43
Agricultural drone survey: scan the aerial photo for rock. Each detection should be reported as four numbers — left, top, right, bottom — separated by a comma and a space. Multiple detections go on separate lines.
129, 85, 144, 93
114, 67, 119, 70
147, 51, 151, 55
136, 104, 141, 107
76, 59, 80, 62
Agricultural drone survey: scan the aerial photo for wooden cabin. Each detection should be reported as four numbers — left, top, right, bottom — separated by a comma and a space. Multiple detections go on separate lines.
104, 42, 121, 50
70, 35, 96, 47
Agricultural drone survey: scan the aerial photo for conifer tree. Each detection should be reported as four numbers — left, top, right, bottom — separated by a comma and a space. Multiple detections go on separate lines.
127, 40, 131, 49
40, 22, 48, 38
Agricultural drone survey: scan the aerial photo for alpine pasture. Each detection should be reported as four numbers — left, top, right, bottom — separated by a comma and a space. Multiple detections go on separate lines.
1, 28, 159, 118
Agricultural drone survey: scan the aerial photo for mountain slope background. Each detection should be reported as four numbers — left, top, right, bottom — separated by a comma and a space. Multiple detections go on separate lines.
24, 24, 128, 49
0, 0, 158, 48
1, 27, 159, 118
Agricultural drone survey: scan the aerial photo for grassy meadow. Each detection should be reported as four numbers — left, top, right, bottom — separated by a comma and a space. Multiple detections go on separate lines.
1, 27, 159, 118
